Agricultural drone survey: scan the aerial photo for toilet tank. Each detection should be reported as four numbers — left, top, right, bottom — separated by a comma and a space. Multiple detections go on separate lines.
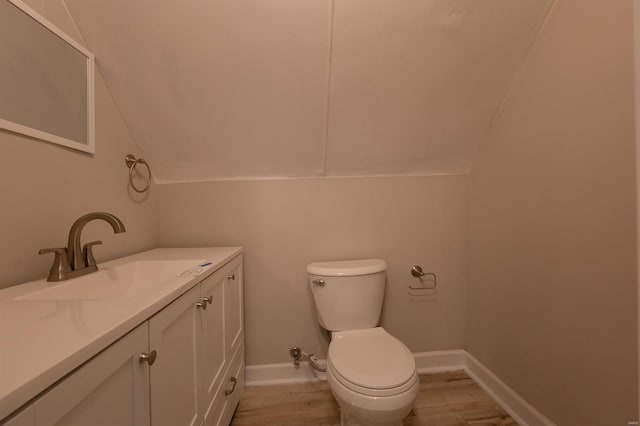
307, 259, 386, 332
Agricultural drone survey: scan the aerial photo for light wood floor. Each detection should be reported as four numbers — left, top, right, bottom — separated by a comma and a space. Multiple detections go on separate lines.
231, 370, 516, 425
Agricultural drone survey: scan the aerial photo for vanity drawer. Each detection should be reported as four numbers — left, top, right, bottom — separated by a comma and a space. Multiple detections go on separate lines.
205, 341, 245, 426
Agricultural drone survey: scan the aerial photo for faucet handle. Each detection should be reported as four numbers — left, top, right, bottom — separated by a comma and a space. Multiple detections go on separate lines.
39, 247, 67, 256
83, 241, 103, 267
39, 247, 72, 282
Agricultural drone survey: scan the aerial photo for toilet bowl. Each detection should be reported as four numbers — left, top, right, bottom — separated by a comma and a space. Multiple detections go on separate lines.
327, 328, 419, 426
307, 259, 419, 426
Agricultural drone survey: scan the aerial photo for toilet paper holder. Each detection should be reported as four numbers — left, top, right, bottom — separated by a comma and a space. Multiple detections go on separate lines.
409, 265, 437, 290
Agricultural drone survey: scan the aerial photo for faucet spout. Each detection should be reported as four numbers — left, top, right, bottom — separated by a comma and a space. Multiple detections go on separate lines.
66, 212, 126, 270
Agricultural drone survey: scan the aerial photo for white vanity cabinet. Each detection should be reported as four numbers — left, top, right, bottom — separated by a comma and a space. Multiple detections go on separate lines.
151, 254, 244, 426
1, 253, 244, 426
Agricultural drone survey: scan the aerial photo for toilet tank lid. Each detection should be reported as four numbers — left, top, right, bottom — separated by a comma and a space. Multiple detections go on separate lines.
307, 259, 386, 276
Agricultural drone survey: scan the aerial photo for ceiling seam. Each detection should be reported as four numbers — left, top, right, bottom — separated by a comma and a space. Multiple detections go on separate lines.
153, 171, 467, 185
465, 0, 558, 176
59, 0, 87, 46
321, 0, 336, 177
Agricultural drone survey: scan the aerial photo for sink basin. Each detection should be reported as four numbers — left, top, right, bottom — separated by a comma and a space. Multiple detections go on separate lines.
16, 259, 206, 301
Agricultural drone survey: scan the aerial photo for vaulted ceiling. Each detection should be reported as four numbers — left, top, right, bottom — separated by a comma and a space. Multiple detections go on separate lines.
63, 0, 554, 183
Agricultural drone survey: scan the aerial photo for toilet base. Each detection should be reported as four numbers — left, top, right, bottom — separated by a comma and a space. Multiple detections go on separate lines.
328, 366, 418, 426
339, 409, 403, 426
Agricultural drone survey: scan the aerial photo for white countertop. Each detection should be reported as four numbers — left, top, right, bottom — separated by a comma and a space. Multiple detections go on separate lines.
0, 247, 242, 421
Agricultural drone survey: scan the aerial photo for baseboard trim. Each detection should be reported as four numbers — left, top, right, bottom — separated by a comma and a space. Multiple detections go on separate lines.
245, 360, 326, 386
463, 352, 554, 426
413, 349, 466, 373
246, 350, 553, 426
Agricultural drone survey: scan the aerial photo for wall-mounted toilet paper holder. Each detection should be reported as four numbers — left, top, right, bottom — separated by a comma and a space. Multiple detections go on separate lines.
409, 265, 437, 290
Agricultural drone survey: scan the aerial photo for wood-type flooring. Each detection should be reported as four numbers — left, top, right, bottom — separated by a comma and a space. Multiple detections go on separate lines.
231, 370, 516, 425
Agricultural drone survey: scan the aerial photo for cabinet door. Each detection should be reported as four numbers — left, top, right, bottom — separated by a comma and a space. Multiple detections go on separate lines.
149, 286, 202, 426
198, 270, 226, 420
32, 324, 150, 426
224, 256, 243, 355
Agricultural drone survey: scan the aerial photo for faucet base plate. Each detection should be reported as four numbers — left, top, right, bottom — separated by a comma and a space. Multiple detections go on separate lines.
48, 265, 98, 282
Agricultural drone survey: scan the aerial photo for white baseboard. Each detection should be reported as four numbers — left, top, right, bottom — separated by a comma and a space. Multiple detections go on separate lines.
245, 350, 553, 426
463, 352, 554, 426
413, 349, 466, 373
245, 360, 326, 386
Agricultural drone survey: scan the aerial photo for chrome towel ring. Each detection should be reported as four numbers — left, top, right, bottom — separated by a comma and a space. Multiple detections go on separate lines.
125, 154, 152, 193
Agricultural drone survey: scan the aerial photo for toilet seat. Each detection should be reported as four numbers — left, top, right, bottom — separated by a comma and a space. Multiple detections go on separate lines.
328, 359, 418, 398
328, 327, 417, 397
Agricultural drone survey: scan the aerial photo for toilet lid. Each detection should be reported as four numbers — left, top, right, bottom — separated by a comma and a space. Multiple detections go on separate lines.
329, 328, 415, 390
307, 258, 386, 276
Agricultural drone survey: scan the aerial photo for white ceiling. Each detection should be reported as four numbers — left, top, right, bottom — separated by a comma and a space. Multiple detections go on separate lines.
63, 0, 554, 183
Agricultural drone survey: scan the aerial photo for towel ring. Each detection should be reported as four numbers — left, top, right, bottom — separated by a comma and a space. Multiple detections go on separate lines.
125, 154, 152, 193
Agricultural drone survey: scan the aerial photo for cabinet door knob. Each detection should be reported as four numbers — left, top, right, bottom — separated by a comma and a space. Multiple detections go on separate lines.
227, 273, 235, 280
196, 300, 208, 310
204, 296, 212, 304
224, 376, 238, 396
139, 350, 157, 366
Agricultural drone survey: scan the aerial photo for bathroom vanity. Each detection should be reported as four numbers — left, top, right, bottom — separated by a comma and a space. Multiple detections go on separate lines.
0, 247, 244, 426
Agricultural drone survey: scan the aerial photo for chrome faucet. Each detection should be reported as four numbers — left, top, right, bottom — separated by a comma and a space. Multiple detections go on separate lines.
39, 212, 126, 281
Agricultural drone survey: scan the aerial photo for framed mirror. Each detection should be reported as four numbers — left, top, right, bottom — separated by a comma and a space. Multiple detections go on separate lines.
0, 0, 95, 153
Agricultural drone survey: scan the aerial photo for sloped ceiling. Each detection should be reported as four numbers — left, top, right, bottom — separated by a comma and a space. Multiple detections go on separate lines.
63, 0, 553, 182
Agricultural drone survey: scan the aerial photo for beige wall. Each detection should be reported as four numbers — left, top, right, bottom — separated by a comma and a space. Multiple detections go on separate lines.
466, 0, 638, 424
0, 0, 159, 289
158, 176, 466, 365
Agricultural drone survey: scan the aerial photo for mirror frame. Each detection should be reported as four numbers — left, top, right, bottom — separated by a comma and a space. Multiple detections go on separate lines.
0, 0, 95, 154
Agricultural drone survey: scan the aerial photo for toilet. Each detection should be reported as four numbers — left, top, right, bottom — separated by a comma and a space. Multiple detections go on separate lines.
307, 259, 419, 426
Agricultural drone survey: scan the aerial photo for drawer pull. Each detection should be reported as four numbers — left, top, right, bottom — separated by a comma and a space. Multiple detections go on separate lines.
227, 273, 236, 280
204, 296, 213, 304
224, 376, 238, 396
139, 350, 157, 366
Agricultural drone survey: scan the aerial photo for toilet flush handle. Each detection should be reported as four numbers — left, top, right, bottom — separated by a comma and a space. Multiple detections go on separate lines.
312, 279, 325, 287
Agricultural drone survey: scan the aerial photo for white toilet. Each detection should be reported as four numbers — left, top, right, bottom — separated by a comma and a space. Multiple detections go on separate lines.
307, 259, 419, 426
